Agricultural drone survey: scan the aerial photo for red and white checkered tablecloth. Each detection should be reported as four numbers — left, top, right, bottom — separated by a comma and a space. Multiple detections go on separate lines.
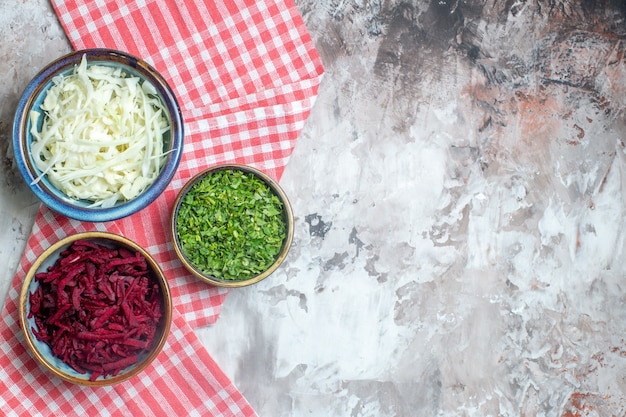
0, 0, 323, 415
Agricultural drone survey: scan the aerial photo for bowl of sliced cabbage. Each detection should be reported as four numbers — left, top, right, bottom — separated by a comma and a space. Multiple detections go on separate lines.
13, 49, 183, 222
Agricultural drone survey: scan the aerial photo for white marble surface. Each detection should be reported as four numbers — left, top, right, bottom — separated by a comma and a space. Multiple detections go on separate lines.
4, 1, 626, 416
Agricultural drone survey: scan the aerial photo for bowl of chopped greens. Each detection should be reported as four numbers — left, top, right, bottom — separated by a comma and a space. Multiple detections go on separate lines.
19, 231, 172, 386
13, 48, 183, 222
171, 164, 294, 287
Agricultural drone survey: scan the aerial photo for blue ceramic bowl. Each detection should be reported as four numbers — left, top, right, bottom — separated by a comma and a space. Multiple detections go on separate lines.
19, 232, 172, 386
13, 49, 183, 222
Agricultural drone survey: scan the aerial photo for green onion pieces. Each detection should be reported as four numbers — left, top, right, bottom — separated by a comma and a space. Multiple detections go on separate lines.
176, 169, 287, 280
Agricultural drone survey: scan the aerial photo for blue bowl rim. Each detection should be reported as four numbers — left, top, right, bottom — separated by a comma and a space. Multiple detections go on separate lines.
12, 48, 184, 223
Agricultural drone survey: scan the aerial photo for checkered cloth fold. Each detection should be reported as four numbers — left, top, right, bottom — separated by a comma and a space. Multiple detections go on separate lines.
0, 0, 323, 415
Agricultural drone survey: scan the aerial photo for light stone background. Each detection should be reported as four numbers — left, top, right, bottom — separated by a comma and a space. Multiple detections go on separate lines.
3, 1, 626, 416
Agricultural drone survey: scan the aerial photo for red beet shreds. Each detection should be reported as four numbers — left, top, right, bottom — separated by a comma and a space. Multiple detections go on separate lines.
28, 240, 164, 381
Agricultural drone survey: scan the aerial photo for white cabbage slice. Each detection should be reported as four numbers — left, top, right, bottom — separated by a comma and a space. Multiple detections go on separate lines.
30, 54, 171, 207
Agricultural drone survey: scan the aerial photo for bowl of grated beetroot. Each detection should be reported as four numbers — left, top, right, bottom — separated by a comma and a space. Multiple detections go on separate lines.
19, 231, 172, 386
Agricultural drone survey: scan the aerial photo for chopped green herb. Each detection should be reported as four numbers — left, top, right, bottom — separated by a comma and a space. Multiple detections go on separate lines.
176, 169, 287, 280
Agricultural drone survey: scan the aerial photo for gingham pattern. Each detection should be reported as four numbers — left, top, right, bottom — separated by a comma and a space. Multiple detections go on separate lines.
0, 0, 323, 415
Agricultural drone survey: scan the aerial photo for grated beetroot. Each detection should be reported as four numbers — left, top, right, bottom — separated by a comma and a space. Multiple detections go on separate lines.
28, 240, 163, 381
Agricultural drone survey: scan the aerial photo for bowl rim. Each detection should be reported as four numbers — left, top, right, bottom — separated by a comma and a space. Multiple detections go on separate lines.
12, 48, 184, 222
170, 164, 294, 288
18, 231, 173, 386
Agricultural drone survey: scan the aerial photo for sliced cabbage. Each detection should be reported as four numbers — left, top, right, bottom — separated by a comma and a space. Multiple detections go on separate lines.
29, 54, 171, 207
